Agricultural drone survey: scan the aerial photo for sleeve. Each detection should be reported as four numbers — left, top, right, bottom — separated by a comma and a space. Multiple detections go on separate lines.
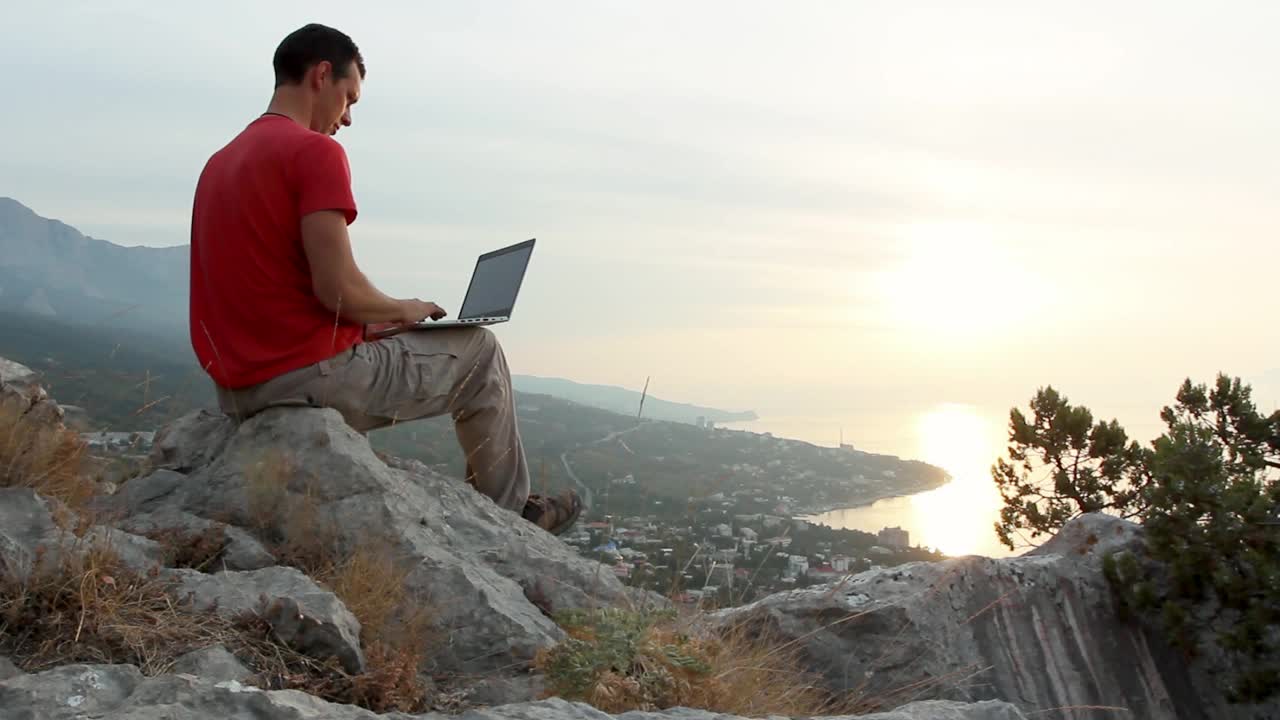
295, 136, 358, 225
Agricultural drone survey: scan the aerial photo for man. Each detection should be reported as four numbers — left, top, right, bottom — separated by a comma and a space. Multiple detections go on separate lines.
189, 23, 580, 535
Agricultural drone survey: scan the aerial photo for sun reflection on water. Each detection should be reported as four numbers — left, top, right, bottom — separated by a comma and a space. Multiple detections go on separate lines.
907, 404, 1006, 556
803, 404, 1010, 557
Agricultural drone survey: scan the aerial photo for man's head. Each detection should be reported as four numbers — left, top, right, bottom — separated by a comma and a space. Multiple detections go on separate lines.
272, 24, 364, 136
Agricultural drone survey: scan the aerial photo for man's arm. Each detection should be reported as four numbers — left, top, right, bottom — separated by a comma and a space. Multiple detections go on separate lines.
301, 210, 445, 325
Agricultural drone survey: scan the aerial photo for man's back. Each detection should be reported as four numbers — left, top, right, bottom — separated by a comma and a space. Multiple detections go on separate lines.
190, 114, 361, 389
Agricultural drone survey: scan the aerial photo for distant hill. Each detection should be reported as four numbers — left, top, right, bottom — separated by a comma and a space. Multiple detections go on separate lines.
512, 375, 756, 425
0, 311, 210, 430
0, 198, 187, 333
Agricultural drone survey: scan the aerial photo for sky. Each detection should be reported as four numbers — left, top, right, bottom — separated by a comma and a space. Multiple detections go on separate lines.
4, 1, 1279, 461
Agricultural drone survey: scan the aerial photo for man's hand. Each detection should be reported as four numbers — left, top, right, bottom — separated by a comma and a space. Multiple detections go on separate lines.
365, 300, 448, 340
395, 299, 448, 324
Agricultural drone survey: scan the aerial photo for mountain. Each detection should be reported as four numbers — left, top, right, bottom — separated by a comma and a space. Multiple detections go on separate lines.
0, 198, 187, 332
0, 198, 755, 424
512, 375, 757, 425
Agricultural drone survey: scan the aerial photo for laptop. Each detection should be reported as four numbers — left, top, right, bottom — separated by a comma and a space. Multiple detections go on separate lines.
372, 238, 535, 338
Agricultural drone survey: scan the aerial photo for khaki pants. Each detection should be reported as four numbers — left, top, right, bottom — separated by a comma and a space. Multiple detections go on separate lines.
216, 327, 529, 512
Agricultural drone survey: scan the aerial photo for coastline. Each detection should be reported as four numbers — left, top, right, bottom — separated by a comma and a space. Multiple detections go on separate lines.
796, 475, 952, 519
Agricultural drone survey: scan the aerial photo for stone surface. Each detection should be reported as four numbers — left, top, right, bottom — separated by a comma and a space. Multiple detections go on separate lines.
147, 408, 235, 473
120, 506, 276, 571
0, 663, 1028, 720
720, 513, 1276, 720
0, 487, 164, 580
112, 407, 636, 673
168, 566, 366, 674
463, 673, 546, 707
0, 356, 63, 427
620, 701, 1026, 720
170, 645, 252, 683
0, 657, 20, 681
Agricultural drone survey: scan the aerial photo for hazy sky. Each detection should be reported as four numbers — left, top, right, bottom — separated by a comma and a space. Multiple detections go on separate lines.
5, 1, 1278, 457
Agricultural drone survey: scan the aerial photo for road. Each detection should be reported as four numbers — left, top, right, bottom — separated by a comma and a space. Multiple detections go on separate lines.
558, 421, 648, 512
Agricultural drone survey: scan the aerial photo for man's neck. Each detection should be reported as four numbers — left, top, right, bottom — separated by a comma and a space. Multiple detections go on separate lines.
264, 90, 310, 128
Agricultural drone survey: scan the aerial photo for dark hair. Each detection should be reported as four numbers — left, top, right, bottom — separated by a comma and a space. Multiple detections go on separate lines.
273, 24, 365, 88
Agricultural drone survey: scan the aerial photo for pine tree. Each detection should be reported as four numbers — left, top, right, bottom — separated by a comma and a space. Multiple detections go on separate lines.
999, 374, 1280, 701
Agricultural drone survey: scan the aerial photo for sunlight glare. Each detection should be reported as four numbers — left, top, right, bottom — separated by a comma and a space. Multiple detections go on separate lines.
908, 404, 1005, 556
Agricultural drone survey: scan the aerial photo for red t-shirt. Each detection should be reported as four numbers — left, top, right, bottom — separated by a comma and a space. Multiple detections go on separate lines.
190, 115, 363, 389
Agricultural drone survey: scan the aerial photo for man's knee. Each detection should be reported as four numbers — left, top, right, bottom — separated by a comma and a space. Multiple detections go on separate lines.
466, 326, 500, 356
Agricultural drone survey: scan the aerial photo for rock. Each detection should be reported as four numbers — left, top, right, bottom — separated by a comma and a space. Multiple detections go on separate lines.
57, 404, 93, 432
0, 356, 63, 427
220, 526, 277, 570
0, 657, 20, 681
170, 645, 252, 683
120, 507, 276, 571
463, 673, 545, 706
114, 407, 637, 674
103, 468, 188, 515
0, 663, 379, 720
167, 566, 365, 673
147, 408, 235, 473
81, 524, 167, 573
0, 357, 38, 388
1026, 511, 1143, 558
0, 663, 1029, 720
618, 700, 1026, 720
720, 513, 1277, 720
0, 487, 164, 580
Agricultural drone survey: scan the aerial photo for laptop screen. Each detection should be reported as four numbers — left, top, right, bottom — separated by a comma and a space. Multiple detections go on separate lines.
458, 239, 535, 319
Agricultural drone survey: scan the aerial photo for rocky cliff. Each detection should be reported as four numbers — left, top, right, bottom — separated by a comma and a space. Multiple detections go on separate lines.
718, 515, 1277, 720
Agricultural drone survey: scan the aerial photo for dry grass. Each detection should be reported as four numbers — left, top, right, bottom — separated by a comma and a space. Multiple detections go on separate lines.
0, 401, 94, 512
144, 524, 229, 572
241, 448, 437, 712
303, 540, 437, 712
245, 449, 293, 533
536, 607, 842, 715
0, 541, 240, 673
0, 533, 435, 713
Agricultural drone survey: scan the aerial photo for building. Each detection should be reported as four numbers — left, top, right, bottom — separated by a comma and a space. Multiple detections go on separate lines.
82, 431, 155, 451
831, 554, 851, 572
878, 526, 910, 549
785, 555, 809, 578
807, 564, 841, 581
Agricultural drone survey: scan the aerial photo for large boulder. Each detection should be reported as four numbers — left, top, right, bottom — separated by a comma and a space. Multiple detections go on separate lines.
168, 566, 365, 674
0, 663, 1030, 720
719, 513, 1276, 720
109, 407, 637, 674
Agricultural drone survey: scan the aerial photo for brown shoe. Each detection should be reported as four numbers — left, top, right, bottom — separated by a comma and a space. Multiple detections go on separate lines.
522, 490, 583, 536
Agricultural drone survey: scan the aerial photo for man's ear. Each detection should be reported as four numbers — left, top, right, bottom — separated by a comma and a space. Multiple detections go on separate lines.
310, 60, 333, 89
